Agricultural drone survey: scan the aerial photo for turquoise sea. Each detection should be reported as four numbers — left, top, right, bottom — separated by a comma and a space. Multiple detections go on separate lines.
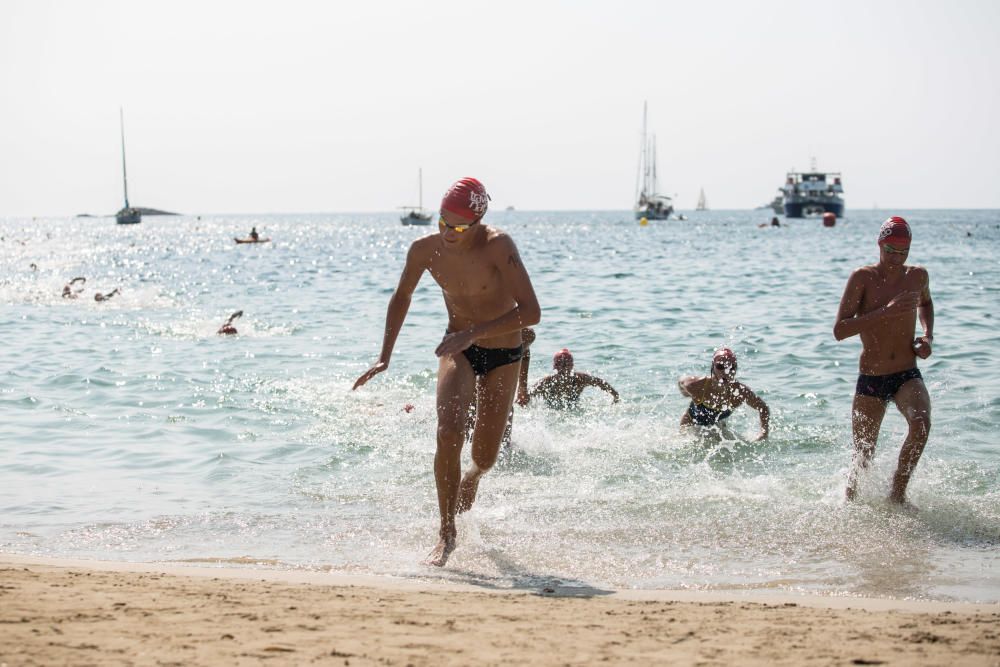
1, 209, 998, 602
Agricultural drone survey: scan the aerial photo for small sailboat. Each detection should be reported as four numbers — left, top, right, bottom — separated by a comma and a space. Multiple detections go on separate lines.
115, 108, 140, 225
696, 187, 708, 211
633, 102, 673, 221
400, 168, 432, 226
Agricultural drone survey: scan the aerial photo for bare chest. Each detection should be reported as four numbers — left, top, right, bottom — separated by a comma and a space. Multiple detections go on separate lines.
427, 252, 501, 298
860, 271, 922, 313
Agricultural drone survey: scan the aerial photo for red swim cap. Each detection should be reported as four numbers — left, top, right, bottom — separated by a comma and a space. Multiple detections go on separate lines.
713, 348, 737, 366
553, 348, 574, 368
878, 216, 911, 247
441, 177, 490, 222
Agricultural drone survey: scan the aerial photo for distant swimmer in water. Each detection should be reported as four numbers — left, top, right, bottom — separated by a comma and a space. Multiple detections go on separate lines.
678, 348, 770, 441
527, 348, 620, 409
835, 216, 934, 505
352, 177, 540, 567
94, 288, 120, 302
217, 310, 243, 335
61, 276, 86, 299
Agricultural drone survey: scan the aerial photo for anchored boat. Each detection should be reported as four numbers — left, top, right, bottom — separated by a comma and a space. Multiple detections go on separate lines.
781, 160, 844, 218
633, 102, 674, 221
115, 108, 141, 225
400, 168, 432, 226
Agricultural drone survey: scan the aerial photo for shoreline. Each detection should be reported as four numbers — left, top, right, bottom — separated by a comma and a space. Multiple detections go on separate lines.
2, 553, 998, 613
3, 555, 999, 666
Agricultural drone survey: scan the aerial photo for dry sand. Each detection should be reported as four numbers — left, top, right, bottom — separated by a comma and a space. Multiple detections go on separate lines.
1, 555, 998, 666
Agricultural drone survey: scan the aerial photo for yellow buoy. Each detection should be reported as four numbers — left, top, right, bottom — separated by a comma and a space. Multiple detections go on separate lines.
639, 217, 648, 226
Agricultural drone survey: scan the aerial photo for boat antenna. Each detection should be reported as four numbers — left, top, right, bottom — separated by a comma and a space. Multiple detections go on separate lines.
418, 167, 423, 210
119, 107, 131, 210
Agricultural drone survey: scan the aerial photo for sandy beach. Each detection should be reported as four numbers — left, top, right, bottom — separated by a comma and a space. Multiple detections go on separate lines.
1, 556, 997, 666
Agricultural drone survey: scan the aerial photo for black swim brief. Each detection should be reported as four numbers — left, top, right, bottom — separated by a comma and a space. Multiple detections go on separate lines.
462, 343, 524, 377
687, 401, 733, 426
855, 368, 923, 402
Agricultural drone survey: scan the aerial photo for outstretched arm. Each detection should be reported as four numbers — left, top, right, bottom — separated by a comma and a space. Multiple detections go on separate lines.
528, 376, 552, 401
582, 373, 619, 403
740, 385, 770, 441
353, 243, 426, 390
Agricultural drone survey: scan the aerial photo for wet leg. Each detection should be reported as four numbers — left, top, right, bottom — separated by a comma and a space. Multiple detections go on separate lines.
424, 355, 475, 567
457, 361, 520, 513
889, 379, 931, 504
847, 394, 887, 501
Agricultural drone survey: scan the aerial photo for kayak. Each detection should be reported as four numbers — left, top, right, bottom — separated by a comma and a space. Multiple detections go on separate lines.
234, 238, 271, 244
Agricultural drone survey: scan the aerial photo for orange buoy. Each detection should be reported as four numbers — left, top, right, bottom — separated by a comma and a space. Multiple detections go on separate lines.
822, 212, 836, 227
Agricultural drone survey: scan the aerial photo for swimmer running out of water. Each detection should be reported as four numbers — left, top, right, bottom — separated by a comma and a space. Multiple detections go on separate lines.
835, 216, 934, 505
678, 348, 770, 441
527, 348, 620, 409
352, 177, 540, 567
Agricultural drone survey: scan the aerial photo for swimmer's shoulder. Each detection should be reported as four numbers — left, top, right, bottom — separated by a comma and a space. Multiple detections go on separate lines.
482, 226, 520, 252
681, 375, 709, 400
407, 235, 440, 264
853, 264, 880, 281
844, 264, 879, 292
905, 264, 929, 285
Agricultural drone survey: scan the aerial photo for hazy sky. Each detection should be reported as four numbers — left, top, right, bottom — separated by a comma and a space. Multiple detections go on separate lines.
2, 0, 998, 216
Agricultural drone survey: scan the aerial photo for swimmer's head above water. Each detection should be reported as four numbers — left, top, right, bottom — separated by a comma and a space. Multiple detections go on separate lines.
712, 347, 737, 378
553, 348, 574, 372
440, 177, 490, 223
878, 216, 911, 246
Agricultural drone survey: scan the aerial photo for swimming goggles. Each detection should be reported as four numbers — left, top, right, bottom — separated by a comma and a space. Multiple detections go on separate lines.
438, 216, 478, 233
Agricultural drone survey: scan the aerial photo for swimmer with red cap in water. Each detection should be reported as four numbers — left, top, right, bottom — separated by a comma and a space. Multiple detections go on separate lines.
217, 310, 243, 335
678, 348, 770, 441
62, 276, 86, 299
353, 176, 540, 567
834, 216, 934, 505
527, 347, 620, 409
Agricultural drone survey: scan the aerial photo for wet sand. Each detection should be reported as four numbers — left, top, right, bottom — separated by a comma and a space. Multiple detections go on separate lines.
1, 555, 998, 666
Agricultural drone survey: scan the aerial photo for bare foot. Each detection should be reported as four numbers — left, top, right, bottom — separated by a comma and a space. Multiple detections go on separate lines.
422, 534, 456, 567
456, 474, 481, 514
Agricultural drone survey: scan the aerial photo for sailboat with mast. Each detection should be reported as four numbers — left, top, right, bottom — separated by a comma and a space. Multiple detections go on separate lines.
400, 168, 432, 226
633, 102, 673, 221
115, 108, 141, 225
696, 187, 708, 211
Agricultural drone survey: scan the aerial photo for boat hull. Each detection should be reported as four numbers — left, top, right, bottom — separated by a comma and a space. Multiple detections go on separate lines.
400, 213, 432, 226
783, 200, 844, 219
634, 206, 673, 221
116, 210, 141, 224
